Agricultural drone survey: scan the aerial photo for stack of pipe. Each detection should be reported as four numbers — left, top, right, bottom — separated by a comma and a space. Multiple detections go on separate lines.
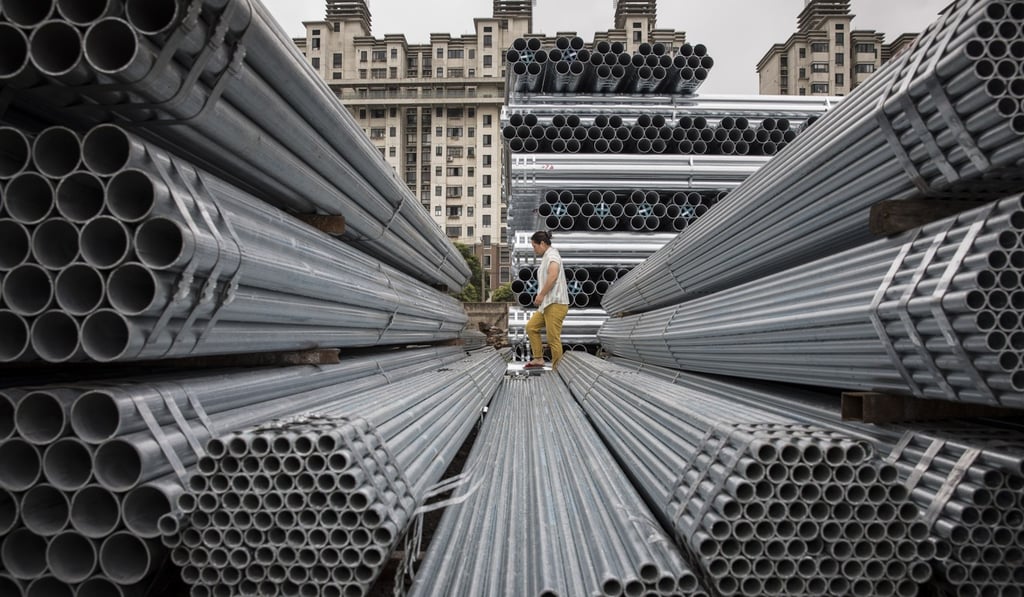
600, 195, 1024, 407
510, 231, 678, 267
603, 0, 1024, 314
612, 357, 1024, 597
0, 0, 469, 289
533, 189, 725, 233
506, 37, 715, 96
505, 95, 834, 124
503, 113, 800, 156
162, 350, 505, 597
512, 265, 633, 308
407, 375, 708, 597
0, 346, 466, 595
0, 124, 467, 363
558, 352, 933, 597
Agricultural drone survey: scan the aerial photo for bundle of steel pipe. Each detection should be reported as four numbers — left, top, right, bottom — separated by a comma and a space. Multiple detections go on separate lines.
511, 342, 599, 360
602, 0, 1024, 314
612, 357, 1024, 597
408, 375, 708, 597
0, 124, 467, 363
506, 37, 714, 96
505, 94, 836, 121
512, 266, 633, 308
161, 350, 505, 597
0, 346, 466, 594
600, 195, 1024, 407
510, 230, 678, 266
503, 113, 801, 156
0, 1, 470, 289
527, 189, 725, 233
557, 352, 933, 597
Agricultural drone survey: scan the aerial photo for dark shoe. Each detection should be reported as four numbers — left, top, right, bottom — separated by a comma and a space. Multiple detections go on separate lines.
523, 362, 546, 369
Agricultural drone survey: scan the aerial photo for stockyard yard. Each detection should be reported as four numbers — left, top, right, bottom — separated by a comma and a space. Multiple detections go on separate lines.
1, 0, 1023, 596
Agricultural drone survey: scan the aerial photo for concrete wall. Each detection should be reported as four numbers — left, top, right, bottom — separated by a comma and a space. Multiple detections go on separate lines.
463, 302, 509, 331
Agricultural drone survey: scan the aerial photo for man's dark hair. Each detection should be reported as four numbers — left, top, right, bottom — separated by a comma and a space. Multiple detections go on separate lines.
531, 230, 552, 245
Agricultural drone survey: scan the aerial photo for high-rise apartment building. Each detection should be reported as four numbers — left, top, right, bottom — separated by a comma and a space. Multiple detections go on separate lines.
294, 0, 684, 296
756, 0, 919, 97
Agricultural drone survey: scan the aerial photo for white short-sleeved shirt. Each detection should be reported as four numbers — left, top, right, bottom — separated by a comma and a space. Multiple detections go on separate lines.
538, 247, 569, 312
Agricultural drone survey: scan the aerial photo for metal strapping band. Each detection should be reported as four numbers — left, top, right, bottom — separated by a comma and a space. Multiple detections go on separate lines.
924, 447, 982, 527
904, 438, 945, 492
190, 169, 244, 349
144, 146, 206, 356
668, 424, 743, 541
873, 50, 929, 193
886, 431, 917, 465
154, 385, 206, 458
129, 393, 189, 483
869, 229, 924, 397
897, 217, 959, 400
176, 381, 216, 440
931, 202, 999, 404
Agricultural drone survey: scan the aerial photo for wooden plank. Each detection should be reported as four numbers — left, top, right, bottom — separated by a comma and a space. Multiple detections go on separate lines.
869, 199, 980, 236
842, 391, 1022, 423
294, 214, 346, 235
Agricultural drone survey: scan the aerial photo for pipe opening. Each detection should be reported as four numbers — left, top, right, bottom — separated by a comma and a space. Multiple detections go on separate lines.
31, 310, 80, 363
47, 531, 97, 583
92, 439, 141, 490
0, 221, 31, 271
33, 128, 80, 178
81, 125, 132, 175
42, 439, 92, 491
82, 309, 134, 362
99, 532, 151, 584
32, 219, 79, 270
2, 528, 48, 579
70, 485, 119, 538
3, 265, 53, 316
16, 390, 67, 444
29, 21, 83, 76
106, 169, 161, 222
21, 484, 69, 536
122, 485, 170, 537
55, 264, 104, 316
134, 217, 185, 269
56, 171, 105, 223
6, 173, 54, 224
0, 25, 30, 80
56, 0, 113, 25
83, 18, 138, 74
80, 217, 130, 269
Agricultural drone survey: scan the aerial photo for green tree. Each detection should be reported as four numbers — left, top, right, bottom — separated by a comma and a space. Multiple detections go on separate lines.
453, 243, 484, 302
490, 282, 514, 302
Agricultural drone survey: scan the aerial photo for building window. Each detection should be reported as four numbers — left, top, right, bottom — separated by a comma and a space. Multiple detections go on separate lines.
389, 127, 397, 137
389, 147, 396, 157
798, 48, 806, 58
811, 62, 829, 73
448, 49, 464, 59
447, 186, 462, 198
467, 207, 474, 217
467, 127, 475, 138
449, 68, 464, 77
799, 87, 806, 95
448, 108, 464, 118
780, 56, 788, 67
371, 68, 386, 78
435, 166, 442, 176
447, 206, 462, 217
360, 51, 367, 62
836, 23, 844, 30
333, 53, 343, 67
448, 127, 462, 138
835, 32, 845, 46
311, 38, 320, 50
446, 166, 462, 176
835, 73, 844, 86
467, 187, 474, 197
482, 134, 492, 147
467, 147, 474, 158
466, 226, 474, 237
436, 127, 443, 137
467, 167, 475, 177
359, 109, 366, 119
855, 63, 876, 73
633, 31, 642, 42
482, 154, 492, 166
633, 22, 641, 28
482, 194, 492, 207
436, 67, 443, 77
435, 205, 442, 215
445, 226, 460, 237
311, 57, 320, 68
390, 67, 398, 78
372, 50, 386, 62
780, 76, 789, 87
371, 108, 385, 118
482, 175, 492, 187
483, 214, 492, 227
370, 128, 385, 139
483, 254, 491, 268
358, 69, 367, 79
333, 22, 340, 32
483, 55, 493, 68
436, 146, 443, 156
811, 83, 829, 94
811, 42, 829, 53
332, 72, 341, 79
484, 34, 492, 48
436, 48, 444, 58
435, 186, 442, 196
835, 53, 844, 66
484, 26, 492, 32
798, 67, 806, 79
483, 114, 492, 126
855, 43, 877, 55
391, 48, 398, 59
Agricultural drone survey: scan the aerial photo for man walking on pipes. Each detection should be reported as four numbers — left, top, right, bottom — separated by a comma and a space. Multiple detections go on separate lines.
524, 230, 570, 370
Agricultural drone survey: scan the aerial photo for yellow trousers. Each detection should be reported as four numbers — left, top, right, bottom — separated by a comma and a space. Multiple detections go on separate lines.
526, 303, 569, 368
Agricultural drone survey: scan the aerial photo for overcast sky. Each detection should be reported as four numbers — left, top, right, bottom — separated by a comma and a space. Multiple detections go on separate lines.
261, 0, 950, 94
